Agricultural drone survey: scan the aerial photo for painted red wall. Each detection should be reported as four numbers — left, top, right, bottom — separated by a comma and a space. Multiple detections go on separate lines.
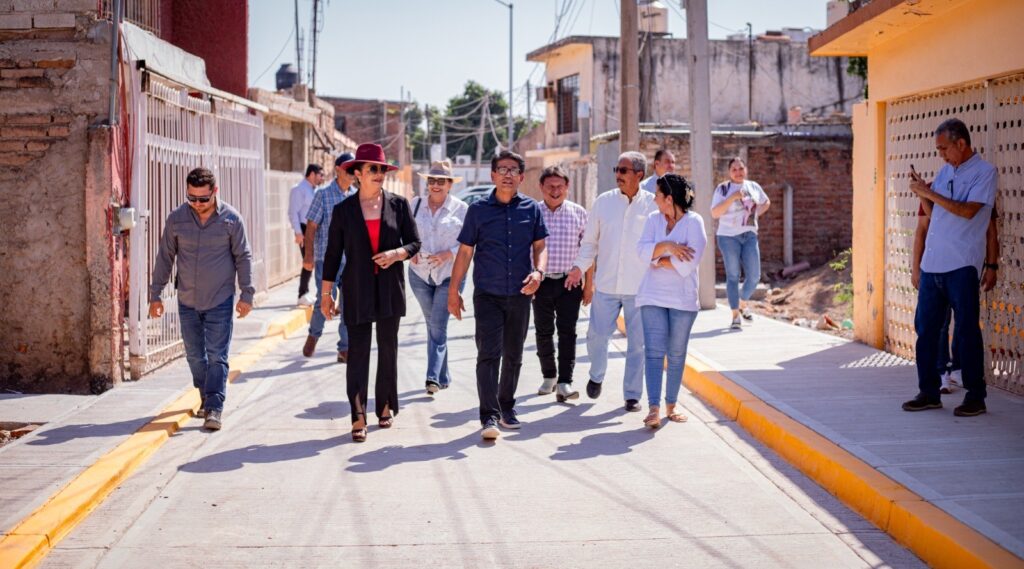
162, 0, 248, 97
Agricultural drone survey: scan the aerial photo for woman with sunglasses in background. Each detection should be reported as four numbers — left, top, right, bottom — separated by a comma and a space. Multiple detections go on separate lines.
710, 157, 771, 330
635, 174, 707, 428
409, 160, 469, 396
322, 143, 420, 442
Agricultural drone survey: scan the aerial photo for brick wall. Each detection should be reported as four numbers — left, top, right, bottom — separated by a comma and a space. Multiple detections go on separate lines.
321, 96, 407, 165
1, 2, 126, 393
638, 132, 853, 278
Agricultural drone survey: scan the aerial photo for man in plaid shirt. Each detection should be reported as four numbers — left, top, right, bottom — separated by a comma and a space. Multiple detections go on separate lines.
301, 152, 357, 362
534, 166, 592, 402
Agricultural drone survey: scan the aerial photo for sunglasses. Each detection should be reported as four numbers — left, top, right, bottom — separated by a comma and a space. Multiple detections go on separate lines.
427, 177, 450, 186
186, 194, 213, 203
494, 166, 522, 177
613, 167, 639, 175
364, 164, 390, 175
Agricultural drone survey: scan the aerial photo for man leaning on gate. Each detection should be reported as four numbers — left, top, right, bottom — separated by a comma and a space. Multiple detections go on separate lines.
902, 118, 997, 418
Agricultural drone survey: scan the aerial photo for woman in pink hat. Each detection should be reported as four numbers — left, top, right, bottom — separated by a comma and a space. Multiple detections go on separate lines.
321, 143, 421, 442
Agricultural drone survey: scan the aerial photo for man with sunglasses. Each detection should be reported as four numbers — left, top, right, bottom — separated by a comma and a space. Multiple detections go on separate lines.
564, 151, 663, 413
449, 150, 548, 440
148, 168, 254, 431
301, 152, 357, 362
904, 118, 997, 418
289, 164, 325, 306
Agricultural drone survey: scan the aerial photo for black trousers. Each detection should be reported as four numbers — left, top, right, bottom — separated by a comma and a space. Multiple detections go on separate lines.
297, 222, 312, 297
346, 315, 401, 423
474, 292, 532, 424
532, 277, 583, 384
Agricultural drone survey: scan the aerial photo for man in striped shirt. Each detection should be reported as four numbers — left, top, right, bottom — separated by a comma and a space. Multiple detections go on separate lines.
534, 166, 591, 402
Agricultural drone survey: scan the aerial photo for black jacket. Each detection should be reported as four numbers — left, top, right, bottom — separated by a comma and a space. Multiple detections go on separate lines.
323, 191, 421, 325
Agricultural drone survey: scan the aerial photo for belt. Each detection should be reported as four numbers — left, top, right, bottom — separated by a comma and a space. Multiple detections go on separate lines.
545, 272, 568, 280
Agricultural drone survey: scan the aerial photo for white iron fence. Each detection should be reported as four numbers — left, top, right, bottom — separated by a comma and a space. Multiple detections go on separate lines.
265, 170, 304, 288
127, 68, 267, 379
884, 72, 1024, 394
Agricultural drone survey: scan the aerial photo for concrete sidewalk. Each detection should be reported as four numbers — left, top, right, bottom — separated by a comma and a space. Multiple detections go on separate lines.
689, 305, 1024, 563
0, 278, 309, 539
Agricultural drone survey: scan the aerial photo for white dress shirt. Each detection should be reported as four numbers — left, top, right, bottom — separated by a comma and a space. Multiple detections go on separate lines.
288, 178, 316, 235
409, 194, 468, 284
635, 210, 708, 312
572, 187, 658, 296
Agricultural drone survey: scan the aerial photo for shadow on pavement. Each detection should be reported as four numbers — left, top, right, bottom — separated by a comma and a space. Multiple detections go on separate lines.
178, 435, 350, 473
345, 431, 486, 473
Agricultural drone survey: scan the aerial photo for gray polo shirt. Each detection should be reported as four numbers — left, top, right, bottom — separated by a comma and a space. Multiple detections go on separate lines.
149, 200, 254, 311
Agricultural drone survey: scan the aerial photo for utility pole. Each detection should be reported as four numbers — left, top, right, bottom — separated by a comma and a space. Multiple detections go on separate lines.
424, 105, 431, 163
685, 0, 715, 309
747, 22, 753, 123
440, 113, 447, 161
526, 79, 532, 127
310, 0, 321, 91
400, 86, 406, 165
620, 0, 640, 151
493, 0, 514, 151
474, 96, 488, 185
293, 0, 302, 85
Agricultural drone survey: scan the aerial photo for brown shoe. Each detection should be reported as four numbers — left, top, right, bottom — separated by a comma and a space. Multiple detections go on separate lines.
337, 350, 348, 363
302, 335, 318, 358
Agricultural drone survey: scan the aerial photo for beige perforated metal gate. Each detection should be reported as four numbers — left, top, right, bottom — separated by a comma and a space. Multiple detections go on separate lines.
884, 73, 1024, 394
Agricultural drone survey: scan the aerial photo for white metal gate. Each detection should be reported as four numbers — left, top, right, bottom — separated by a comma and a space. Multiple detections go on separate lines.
884, 72, 1024, 394
127, 68, 267, 379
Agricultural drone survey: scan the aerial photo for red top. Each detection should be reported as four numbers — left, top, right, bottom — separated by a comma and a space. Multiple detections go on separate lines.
365, 219, 381, 253
366, 218, 382, 275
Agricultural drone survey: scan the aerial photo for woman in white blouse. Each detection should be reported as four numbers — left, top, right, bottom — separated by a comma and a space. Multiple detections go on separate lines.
710, 157, 771, 329
410, 160, 469, 395
635, 174, 707, 428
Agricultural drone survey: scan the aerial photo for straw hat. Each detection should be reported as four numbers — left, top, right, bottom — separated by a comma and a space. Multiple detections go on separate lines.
416, 159, 463, 183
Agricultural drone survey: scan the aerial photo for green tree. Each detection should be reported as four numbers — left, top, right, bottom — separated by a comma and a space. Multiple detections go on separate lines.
441, 81, 509, 160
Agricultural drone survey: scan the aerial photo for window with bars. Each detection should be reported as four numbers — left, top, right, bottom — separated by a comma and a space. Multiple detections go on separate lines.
556, 74, 579, 135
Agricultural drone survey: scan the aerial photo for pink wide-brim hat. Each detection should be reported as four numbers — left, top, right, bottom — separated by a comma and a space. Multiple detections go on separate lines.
339, 143, 399, 172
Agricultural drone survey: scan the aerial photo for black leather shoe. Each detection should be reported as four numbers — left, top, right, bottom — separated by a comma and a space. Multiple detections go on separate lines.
902, 394, 942, 412
586, 380, 602, 399
624, 399, 642, 412
953, 399, 987, 417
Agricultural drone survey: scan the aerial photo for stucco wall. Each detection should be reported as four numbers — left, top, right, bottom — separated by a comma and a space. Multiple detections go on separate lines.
541, 36, 864, 146
0, 7, 123, 393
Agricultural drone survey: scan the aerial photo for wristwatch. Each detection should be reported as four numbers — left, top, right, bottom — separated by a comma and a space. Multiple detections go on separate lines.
535, 269, 545, 281
984, 263, 999, 270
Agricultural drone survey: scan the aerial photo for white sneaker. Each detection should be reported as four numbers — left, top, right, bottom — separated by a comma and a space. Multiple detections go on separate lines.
481, 420, 500, 440
730, 315, 742, 330
297, 294, 314, 307
537, 377, 557, 395
949, 369, 962, 387
741, 308, 754, 321
556, 383, 579, 402
940, 371, 957, 394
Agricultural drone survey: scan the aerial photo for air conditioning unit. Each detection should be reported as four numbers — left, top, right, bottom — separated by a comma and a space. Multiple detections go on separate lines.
454, 155, 473, 166
535, 83, 556, 102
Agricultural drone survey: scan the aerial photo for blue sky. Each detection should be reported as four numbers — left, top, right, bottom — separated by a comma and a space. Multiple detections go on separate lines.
248, 0, 828, 117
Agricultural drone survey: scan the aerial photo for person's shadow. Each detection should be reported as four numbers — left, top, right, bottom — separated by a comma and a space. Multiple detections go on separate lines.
294, 390, 433, 421
549, 427, 657, 461
179, 435, 350, 473
504, 403, 622, 442
345, 430, 488, 473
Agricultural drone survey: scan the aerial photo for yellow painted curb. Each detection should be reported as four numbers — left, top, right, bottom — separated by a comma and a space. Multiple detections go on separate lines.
0, 307, 313, 569
682, 352, 1024, 569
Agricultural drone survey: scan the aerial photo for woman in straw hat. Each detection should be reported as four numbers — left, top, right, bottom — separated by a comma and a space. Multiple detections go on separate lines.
410, 160, 469, 396
322, 143, 421, 442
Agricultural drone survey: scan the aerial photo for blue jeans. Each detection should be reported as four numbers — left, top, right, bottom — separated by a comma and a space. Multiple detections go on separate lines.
936, 306, 960, 374
915, 266, 986, 402
308, 260, 348, 350
641, 306, 698, 407
718, 231, 761, 310
179, 295, 234, 412
408, 271, 461, 386
587, 291, 644, 401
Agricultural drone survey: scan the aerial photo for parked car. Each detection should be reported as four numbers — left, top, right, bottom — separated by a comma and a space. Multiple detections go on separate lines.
455, 184, 494, 205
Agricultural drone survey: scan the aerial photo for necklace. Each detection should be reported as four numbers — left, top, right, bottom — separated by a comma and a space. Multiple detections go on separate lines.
360, 191, 382, 209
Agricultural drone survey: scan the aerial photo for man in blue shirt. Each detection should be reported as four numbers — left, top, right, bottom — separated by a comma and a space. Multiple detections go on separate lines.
289, 164, 325, 306
302, 153, 356, 362
449, 150, 548, 440
903, 118, 997, 417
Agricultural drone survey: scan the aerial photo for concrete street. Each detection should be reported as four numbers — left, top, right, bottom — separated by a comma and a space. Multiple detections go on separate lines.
33, 283, 924, 568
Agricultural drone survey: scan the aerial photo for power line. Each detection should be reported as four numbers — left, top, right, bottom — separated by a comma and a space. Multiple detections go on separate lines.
252, 25, 295, 84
